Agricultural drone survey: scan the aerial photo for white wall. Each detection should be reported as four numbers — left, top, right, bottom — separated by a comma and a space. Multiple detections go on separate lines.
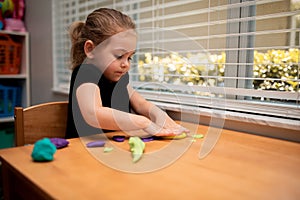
25, 0, 67, 105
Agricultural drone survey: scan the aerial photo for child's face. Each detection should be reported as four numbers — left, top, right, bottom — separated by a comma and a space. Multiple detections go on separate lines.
90, 29, 137, 82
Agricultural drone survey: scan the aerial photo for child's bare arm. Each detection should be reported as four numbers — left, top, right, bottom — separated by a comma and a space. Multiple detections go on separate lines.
76, 83, 150, 130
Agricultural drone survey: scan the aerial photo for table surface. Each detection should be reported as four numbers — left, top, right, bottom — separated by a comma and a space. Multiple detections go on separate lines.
1, 121, 300, 200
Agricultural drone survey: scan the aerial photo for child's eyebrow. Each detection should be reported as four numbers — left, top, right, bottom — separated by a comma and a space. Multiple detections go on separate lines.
114, 48, 135, 53
114, 48, 136, 56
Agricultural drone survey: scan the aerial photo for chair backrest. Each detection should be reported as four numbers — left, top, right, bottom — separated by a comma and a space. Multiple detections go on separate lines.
14, 101, 68, 146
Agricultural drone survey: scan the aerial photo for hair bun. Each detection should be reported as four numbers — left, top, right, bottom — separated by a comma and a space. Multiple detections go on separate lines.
69, 21, 85, 43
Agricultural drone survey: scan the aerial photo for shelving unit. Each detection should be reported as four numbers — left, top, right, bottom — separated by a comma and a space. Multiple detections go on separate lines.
0, 30, 30, 123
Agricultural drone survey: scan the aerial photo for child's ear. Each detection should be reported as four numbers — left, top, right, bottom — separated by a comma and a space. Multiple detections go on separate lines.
84, 40, 95, 59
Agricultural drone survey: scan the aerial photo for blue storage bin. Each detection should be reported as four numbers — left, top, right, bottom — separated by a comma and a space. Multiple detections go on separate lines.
0, 84, 21, 117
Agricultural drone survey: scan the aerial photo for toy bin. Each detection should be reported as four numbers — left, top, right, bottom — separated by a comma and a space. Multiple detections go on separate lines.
0, 33, 22, 74
0, 85, 21, 118
0, 125, 14, 149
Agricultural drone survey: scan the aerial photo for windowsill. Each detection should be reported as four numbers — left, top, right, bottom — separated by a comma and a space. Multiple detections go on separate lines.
155, 101, 300, 143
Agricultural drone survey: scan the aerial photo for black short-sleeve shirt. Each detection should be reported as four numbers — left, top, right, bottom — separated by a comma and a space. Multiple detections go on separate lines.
65, 64, 131, 138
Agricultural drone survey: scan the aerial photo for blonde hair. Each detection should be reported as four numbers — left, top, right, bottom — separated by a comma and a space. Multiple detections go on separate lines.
69, 8, 136, 69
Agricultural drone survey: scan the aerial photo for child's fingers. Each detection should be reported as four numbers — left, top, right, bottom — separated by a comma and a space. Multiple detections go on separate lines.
154, 132, 177, 137
154, 127, 188, 136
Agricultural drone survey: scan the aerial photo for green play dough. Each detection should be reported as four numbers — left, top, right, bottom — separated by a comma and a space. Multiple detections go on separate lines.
103, 147, 114, 153
192, 134, 204, 139
31, 138, 57, 161
129, 137, 145, 163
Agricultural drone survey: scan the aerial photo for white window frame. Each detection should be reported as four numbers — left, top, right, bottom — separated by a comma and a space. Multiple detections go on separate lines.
52, 0, 300, 140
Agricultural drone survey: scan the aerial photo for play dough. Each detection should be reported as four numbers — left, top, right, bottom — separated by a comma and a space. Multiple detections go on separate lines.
86, 140, 106, 147
112, 135, 126, 142
156, 132, 187, 140
103, 147, 114, 153
129, 136, 145, 163
31, 138, 57, 162
50, 138, 69, 149
141, 136, 154, 142
192, 134, 204, 139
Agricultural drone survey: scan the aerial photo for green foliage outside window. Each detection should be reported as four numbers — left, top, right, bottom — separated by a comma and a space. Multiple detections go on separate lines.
138, 49, 299, 92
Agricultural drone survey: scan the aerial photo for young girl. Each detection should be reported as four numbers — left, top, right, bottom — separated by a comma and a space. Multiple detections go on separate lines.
65, 8, 189, 139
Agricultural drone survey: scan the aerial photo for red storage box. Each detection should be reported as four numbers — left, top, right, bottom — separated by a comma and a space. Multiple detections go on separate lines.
0, 34, 22, 74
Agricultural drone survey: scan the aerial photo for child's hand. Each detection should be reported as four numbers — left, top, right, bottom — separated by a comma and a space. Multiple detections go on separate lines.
157, 126, 190, 137
159, 119, 190, 135
168, 124, 190, 135
155, 117, 190, 135
143, 122, 172, 136
143, 122, 189, 137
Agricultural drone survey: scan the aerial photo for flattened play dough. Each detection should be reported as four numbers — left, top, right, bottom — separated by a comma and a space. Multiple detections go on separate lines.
129, 137, 145, 163
192, 134, 204, 139
112, 135, 126, 142
141, 136, 154, 142
50, 138, 69, 149
157, 132, 187, 140
103, 147, 114, 153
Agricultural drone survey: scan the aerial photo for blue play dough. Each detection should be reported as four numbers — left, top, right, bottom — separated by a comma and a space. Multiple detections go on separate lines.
31, 138, 57, 161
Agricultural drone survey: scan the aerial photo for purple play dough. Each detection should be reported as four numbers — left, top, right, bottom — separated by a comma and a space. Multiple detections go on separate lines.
86, 140, 106, 147
112, 135, 125, 142
141, 136, 154, 142
49, 138, 69, 149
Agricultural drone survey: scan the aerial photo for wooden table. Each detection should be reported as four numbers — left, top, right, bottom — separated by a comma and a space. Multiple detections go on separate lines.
1, 122, 300, 200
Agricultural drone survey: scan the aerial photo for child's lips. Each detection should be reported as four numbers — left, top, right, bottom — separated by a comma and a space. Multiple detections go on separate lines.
116, 71, 125, 75
115, 71, 125, 76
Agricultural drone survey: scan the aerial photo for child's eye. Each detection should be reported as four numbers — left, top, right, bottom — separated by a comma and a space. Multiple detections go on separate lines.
114, 54, 132, 61
115, 55, 123, 59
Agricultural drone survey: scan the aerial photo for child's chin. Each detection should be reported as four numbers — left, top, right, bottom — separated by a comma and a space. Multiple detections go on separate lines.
111, 77, 121, 82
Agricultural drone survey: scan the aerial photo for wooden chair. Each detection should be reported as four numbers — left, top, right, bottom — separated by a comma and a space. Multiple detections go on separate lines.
14, 101, 68, 146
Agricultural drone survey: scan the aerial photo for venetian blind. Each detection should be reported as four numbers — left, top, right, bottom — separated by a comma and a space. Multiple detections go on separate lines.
52, 0, 300, 125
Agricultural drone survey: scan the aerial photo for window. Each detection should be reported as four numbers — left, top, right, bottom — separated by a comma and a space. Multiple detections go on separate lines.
52, 0, 300, 132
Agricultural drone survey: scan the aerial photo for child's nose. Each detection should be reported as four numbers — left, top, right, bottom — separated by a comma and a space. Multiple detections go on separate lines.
121, 59, 129, 68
